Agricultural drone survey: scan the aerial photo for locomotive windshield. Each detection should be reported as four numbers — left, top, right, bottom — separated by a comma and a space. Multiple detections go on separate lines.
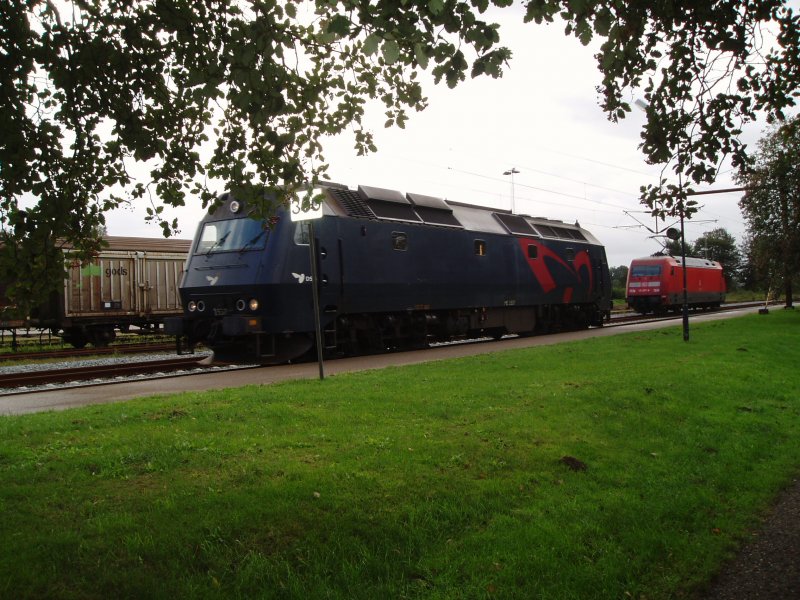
195, 218, 268, 255
631, 265, 662, 277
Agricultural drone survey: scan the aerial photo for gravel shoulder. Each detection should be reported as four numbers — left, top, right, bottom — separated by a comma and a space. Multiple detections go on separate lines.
700, 476, 800, 599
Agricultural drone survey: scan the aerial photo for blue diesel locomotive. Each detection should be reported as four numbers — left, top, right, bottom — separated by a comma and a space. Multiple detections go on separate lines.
165, 184, 612, 362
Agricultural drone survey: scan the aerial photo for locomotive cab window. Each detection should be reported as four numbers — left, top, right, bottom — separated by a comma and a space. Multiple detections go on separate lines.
527, 244, 538, 259
631, 265, 662, 277
474, 240, 487, 256
565, 248, 575, 262
392, 232, 408, 251
195, 218, 268, 254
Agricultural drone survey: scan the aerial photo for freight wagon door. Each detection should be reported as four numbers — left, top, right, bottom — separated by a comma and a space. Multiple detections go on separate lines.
64, 251, 138, 319
136, 252, 186, 319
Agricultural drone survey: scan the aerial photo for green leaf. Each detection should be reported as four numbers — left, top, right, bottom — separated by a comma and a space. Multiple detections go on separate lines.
576, 21, 593, 46
429, 0, 445, 15
382, 39, 401, 64
364, 33, 381, 56
326, 15, 351, 36
594, 11, 612, 37
414, 43, 429, 69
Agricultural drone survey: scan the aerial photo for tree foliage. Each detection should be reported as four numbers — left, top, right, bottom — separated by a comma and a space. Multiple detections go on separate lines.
739, 233, 776, 291
1, 0, 799, 309
692, 228, 742, 287
737, 116, 800, 304
609, 264, 628, 300
1, 0, 511, 311
663, 237, 695, 259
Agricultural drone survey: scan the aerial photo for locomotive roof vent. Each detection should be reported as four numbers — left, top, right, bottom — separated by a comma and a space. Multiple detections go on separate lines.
534, 223, 558, 238
358, 185, 407, 204
329, 188, 376, 220
358, 185, 422, 223
406, 192, 449, 211
493, 213, 539, 237
407, 193, 463, 228
494, 213, 588, 241
546, 225, 587, 241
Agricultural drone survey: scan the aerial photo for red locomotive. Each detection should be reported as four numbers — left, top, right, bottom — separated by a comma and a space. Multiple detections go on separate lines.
626, 255, 726, 314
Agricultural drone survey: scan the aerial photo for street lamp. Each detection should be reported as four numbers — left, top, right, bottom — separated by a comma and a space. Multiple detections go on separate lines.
503, 168, 520, 214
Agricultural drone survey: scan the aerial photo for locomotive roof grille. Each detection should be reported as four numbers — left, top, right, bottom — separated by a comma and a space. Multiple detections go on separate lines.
358, 185, 423, 222
326, 184, 589, 241
368, 200, 424, 222
413, 206, 463, 228
494, 213, 538, 236
534, 224, 558, 238
550, 226, 587, 241
407, 192, 463, 228
406, 192, 450, 211
331, 189, 376, 219
358, 184, 407, 204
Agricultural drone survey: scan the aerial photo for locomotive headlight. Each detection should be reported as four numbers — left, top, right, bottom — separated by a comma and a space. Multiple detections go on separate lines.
248, 298, 259, 311
187, 301, 197, 312
196, 300, 206, 312
235, 299, 246, 312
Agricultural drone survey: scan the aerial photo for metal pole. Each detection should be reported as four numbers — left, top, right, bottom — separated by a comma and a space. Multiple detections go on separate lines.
307, 221, 325, 379
510, 170, 516, 214
503, 168, 519, 214
680, 209, 690, 342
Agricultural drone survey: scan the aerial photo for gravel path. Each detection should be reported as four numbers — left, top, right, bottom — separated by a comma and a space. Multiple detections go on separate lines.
701, 476, 800, 599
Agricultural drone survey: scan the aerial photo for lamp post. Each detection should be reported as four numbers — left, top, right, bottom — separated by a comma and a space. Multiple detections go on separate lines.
503, 168, 519, 214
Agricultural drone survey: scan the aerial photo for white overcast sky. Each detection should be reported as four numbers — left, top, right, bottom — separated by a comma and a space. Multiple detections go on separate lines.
104, 3, 798, 268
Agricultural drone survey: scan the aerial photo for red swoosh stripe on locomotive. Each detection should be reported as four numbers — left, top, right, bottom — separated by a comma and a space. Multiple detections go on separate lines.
166, 184, 613, 362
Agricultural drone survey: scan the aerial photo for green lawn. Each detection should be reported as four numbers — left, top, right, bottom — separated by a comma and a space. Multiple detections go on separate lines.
1, 311, 798, 599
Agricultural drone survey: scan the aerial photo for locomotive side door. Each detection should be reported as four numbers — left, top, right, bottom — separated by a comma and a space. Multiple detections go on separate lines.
289, 219, 342, 351
315, 223, 344, 316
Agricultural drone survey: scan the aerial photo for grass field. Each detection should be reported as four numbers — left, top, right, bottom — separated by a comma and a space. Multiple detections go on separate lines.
1, 311, 798, 599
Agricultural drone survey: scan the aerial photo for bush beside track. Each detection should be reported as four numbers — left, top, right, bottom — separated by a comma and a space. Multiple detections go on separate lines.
0, 311, 798, 598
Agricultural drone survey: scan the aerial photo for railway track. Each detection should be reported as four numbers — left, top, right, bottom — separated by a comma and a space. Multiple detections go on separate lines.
1, 356, 209, 390
1, 301, 769, 396
608, 300, 768, 327
0, 341, 181, 363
